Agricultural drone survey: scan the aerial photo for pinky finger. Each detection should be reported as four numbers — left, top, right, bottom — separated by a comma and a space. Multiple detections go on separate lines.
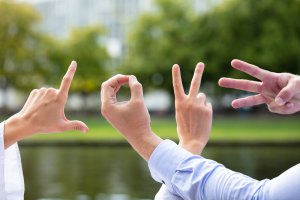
232, 94, 266, 109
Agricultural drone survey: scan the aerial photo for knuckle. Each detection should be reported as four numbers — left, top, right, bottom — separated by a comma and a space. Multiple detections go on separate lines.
46, 88, 57, 94
101, 82, 108, 89
205, 106, 213, 115
197, 93, 206, 99
268, 104, 276, 112
132, 82, 142, 90
116, 73, 124, 77
31, 89, 38, 95
134, 98, 144, 105
131, 97, 143, 105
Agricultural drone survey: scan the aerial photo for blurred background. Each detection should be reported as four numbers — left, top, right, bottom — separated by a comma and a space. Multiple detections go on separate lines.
1, 0, 300, 199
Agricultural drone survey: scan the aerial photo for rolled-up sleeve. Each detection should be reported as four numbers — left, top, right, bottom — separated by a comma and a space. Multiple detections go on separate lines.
148, 140, 300, 200
0, 122, 25, 200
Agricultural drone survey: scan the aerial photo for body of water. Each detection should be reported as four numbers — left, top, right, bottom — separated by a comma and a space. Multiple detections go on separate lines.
20, 145, 300, 200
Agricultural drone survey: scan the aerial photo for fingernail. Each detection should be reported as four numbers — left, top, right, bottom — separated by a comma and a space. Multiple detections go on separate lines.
275, 97, 284, 106
71, 60, 77, 66
130, 75, 137, 81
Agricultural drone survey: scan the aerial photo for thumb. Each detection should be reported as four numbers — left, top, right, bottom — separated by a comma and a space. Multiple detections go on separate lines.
129, 75, 143, 100
275, 81, 296, 106
63, 120, 89, 133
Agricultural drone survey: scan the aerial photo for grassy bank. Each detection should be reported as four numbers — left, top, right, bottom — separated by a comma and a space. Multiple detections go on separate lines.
24, 115, 300, 142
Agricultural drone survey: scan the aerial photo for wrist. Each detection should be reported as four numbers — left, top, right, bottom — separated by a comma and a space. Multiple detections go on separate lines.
127, 129, 163, 161
4, 114, 34, 148
179, 140, 205, 155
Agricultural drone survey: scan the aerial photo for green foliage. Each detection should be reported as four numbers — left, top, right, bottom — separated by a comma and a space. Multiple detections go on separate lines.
46, 26, 110, 93
0, 0, 49, 92
0, 1, 109, 96
194, 0, 300, 81
124, 0, 300, 95
124, 0, 199, 95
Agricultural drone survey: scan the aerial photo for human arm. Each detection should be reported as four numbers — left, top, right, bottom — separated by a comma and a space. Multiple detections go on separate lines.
101, 74, 162, 161
3, 61, 88, 149
100, 72, 300, 200
218, 59, 300, 114
149, 140, 300, 200
173, 63, 212, 154
155, 63, 213, 199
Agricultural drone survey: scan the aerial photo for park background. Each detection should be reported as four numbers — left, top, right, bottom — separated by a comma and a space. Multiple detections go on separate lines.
1, 0, 300, 199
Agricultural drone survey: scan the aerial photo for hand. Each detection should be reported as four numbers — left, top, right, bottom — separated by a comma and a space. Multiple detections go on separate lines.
218, 59, 300, 114
4, 61, 89, 148
172, 63, 213, 155
101, 74, 162, 160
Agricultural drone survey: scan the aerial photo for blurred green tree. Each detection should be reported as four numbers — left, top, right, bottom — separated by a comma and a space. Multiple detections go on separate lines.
124, 0, 300, 96
45, 26, 110, 107
194, 0, 300, 85
123, 0, 199, 96
0, 0, 49, 109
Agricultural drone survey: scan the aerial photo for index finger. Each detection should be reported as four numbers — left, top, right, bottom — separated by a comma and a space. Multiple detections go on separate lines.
218, 78, 262, 93
101, 74, 130, 104
59, 61, 77, 96
189, 62, 205, 97
231, 59, 271, 80
172, 64, 185, 100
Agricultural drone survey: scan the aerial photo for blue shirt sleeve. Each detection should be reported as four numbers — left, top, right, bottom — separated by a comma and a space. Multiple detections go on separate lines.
155, 185, 183, 200
148, 140, 300, 200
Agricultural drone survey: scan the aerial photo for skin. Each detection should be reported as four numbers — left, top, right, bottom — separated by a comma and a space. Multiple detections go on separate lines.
4, 61, 89, 149
219, 59, 300, 114
155, 63, 213, 199
101, 63, 213, 160
172, 63, 213, 154
101, 74, 162, 161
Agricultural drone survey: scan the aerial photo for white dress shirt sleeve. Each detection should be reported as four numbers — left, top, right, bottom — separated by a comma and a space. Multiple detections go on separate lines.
0, 122, 25, 200
149, 139, 300, 200
155, 184, 183, 200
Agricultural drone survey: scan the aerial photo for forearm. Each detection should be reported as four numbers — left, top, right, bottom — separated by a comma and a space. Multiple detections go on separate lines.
4, 115, 33, 149
126, 130, 162, 161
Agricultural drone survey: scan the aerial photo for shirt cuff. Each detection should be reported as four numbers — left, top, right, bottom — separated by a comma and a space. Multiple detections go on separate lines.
148, 140, 193, 188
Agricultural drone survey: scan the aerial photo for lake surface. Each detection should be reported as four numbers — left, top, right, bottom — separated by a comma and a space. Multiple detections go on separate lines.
20, 145, 300, 200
